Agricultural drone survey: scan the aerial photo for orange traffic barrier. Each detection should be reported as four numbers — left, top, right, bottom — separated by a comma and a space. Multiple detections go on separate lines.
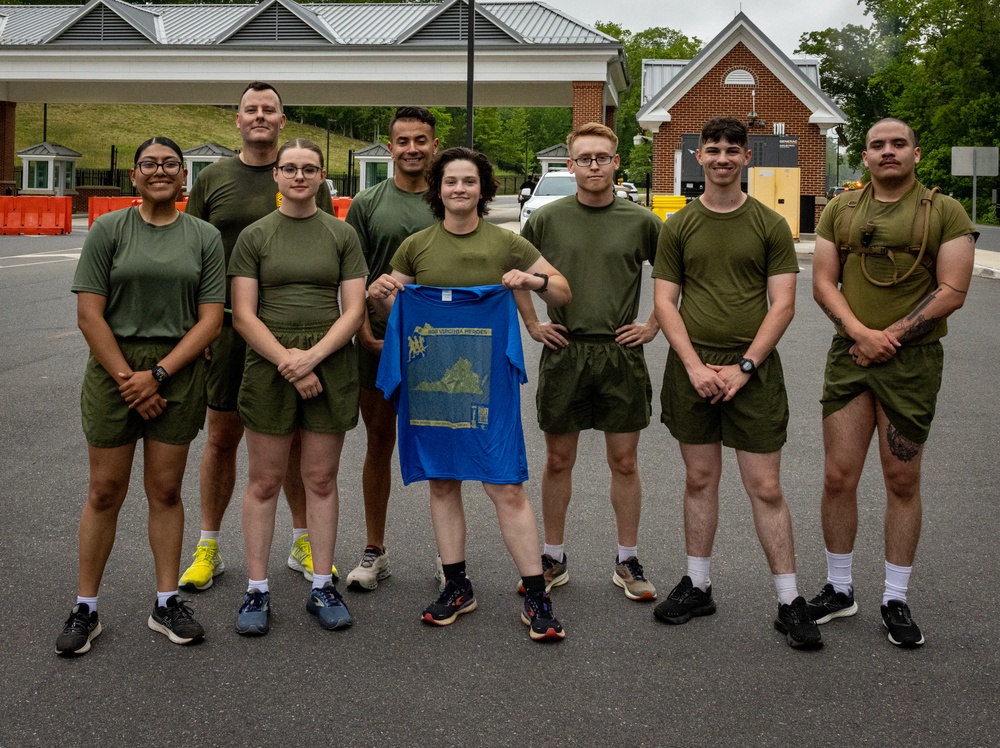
332, 196, 352, 219
0, 196, 73, 235
88, 197, 188, 227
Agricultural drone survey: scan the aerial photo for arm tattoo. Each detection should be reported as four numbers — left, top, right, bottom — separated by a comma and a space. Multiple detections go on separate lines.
886, 423, 920, 462
906, 289, 939, 321
819, 301, 844, 328
898, 314, 942, 343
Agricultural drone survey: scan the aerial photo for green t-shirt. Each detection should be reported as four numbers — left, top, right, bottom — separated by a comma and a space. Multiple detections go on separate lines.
345, 178, 435, 285
522, 195, 661, 336
186, 156, 334, 306
652, 196, 799, 349
391, 220, 541, 287
816, 181, 975, 343
72, 207, 225, 339
228, 210, 368, 328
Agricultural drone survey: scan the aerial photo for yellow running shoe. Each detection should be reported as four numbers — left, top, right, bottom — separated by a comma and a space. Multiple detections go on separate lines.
179, 539, 225, 591
287, 533, 338, 582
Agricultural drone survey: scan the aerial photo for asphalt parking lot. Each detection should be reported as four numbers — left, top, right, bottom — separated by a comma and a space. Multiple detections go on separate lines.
1, 219, 999, 747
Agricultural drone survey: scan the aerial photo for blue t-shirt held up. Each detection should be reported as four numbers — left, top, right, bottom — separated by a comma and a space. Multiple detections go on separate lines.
376, 284, 529, 485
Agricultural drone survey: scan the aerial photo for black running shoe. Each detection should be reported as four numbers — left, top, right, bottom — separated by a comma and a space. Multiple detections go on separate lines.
521, 591, 565, 641
422, 578, 477, 626
147, 595, 205, 645
56, 603, 102, 656
881, 600, 925, 647
775, 596, 823, 650
654, 575, 716, 624
807, 583, 859, 624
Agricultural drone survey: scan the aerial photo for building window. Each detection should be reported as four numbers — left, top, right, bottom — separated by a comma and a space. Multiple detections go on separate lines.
28, 160, 49, 190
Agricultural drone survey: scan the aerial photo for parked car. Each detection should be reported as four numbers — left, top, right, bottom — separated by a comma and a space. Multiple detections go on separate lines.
619, 181, 639, 202
519, 170, 578, 231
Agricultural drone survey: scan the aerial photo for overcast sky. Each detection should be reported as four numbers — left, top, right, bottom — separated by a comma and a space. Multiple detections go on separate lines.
539, 0, 873, 57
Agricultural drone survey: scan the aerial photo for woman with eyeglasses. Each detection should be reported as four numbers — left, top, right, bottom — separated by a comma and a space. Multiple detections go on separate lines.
57, 137, 226, 656
228, 138, 367, 636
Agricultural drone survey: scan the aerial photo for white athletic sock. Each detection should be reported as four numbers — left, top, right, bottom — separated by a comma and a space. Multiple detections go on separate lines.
157, 590, 178, 608
312, 573, 333, 591
883, 561, 912, 605
773, 573, 799, 606
77, 595, 98, 613
543, 543, 565, 563
292, 528, 308, 543
687, 556, 711, 591
617, 545, 638, 563
200, 530, 220, 542
248, 578, 269, 594
825, 549, 854, 594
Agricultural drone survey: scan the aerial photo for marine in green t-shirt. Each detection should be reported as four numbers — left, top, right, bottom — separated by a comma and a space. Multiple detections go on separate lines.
651, 117, 819, 651
806, 117, 978, 648
516, 124, 663, 604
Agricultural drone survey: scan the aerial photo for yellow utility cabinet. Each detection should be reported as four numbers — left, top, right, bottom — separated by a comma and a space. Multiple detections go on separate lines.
651, 195, 687, 221
747, 167, 800, 239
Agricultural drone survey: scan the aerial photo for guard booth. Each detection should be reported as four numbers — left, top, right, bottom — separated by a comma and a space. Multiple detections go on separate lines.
354, 143, 392, 191
16, 142, 81, 196
747, 167, 800, 238
183, 143, 237, 193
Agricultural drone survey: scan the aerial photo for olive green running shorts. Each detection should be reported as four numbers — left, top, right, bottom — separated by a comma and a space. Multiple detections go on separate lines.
81, 337, 206, 448
660, 345, 788, 453
239, 324, 360, 436
821, 336, 943, 444
536, 338, 652, 434
205, 319, 247, 412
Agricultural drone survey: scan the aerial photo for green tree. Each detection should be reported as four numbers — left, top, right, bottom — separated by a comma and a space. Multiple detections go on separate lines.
595, 22, 701, 183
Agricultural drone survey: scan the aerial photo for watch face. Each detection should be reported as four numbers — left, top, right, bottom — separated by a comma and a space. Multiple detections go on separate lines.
740, 359, 754, 373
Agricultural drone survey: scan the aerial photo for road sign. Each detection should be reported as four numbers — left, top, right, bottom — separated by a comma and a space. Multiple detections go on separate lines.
952, 147, 999, 177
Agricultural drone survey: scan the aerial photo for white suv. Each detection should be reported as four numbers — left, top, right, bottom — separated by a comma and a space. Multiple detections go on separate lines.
519, 170, 578, 231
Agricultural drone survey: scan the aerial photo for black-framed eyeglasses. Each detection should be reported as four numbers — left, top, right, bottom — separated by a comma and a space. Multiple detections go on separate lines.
136, 160, 182, 176
277, 165, 322, 178
571, 155, 614, 167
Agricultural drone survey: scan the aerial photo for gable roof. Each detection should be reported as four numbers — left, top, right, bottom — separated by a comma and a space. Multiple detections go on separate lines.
355, 143, 391, 158
17, 141, 82, 158
215, 0, 341, 46
43, 0, 164, 45
636, 12, 845, 131
397, 0, 522, 45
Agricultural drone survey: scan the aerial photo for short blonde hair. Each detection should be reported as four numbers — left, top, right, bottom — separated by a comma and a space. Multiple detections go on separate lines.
566, 122, 618, 154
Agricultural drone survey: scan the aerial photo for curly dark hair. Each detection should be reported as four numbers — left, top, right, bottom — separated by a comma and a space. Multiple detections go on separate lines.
699, 117, 748, 148
424, 147, 498, 220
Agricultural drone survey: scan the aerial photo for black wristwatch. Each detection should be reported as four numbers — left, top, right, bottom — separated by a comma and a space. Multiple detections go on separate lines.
738, 357, 757, 375
151, 365, 170, 385
532, 273, 549, 293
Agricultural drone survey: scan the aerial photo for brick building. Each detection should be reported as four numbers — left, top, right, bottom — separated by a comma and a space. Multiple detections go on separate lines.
636, 13, 845, 228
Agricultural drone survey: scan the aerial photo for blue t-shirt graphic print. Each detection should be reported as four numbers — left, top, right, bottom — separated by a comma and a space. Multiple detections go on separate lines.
377, 285, 529, 485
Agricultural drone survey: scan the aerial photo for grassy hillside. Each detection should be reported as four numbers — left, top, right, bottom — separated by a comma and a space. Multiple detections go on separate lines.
14, 103, 367, 172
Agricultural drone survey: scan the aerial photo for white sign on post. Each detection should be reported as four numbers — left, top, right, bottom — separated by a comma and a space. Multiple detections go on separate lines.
951, 146, 999, 224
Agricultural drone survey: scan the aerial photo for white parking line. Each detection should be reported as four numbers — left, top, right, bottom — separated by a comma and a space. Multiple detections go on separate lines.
0, 249, 82, 269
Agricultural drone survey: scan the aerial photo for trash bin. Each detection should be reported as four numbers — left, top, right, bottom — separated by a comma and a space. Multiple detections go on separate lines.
652, 195, 687, 221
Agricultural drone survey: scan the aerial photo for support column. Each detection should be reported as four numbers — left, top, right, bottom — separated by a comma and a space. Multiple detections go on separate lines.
604, 105, 616, 132
572, 81, 604, 128
652, 129, 673, 193
0, 102, 16, 196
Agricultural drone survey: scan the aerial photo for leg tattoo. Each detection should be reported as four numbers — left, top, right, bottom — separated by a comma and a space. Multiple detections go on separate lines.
886, 424, 919, 462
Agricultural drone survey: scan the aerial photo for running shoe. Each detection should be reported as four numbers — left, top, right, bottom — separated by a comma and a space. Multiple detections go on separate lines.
147, 596, 205, 645
307, 583, 353, 630
422, 578, 477, 626
806, 583, 858, 624
775, 596, 823, 650
179, 539, 225, 591
346, 545, 391, 591
235, 588, 270, 636
521, 592, 565, 641
881, 600, 925, 647
287, 533, 338, 582
654, 575, 716, 624
613, 556, 657, 601
517, 553, 569, 595
55, 603, 102, 656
